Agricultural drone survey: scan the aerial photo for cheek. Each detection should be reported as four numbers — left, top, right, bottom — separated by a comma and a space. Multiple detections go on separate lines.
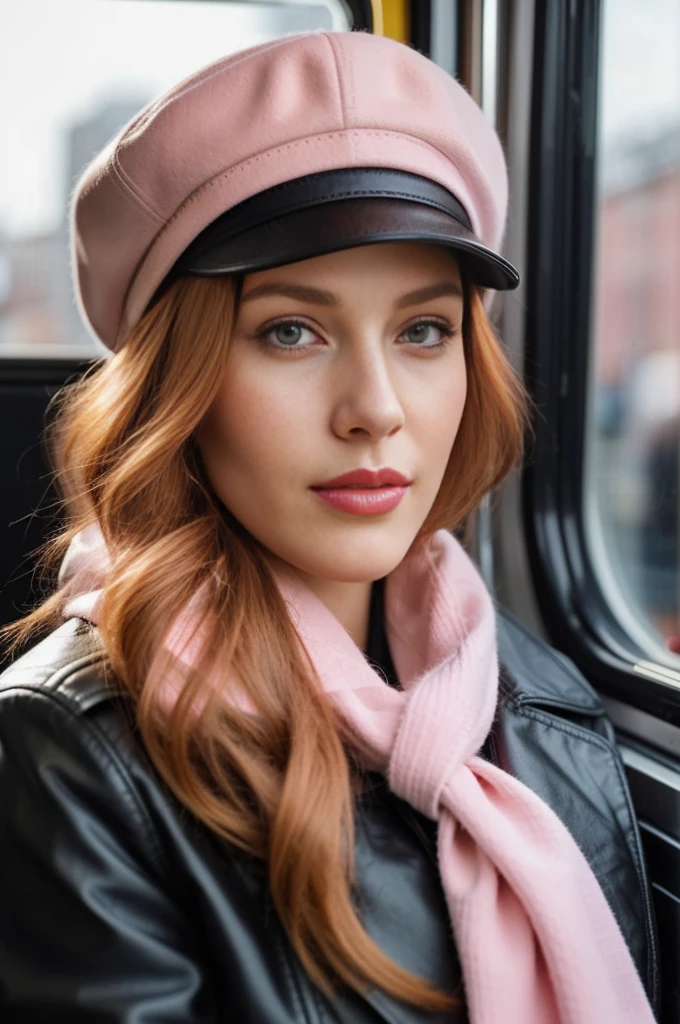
197, 362, 314, 502
418, 348, 468, 467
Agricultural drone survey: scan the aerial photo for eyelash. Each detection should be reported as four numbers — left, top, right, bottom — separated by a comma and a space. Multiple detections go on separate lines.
252, 317, 457, 354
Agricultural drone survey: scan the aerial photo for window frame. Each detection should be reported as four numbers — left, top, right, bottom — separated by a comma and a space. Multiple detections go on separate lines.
523, 0, 680, 721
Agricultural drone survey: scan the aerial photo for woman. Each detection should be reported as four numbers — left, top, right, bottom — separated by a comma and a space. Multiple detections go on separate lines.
0, 31, 658, 1023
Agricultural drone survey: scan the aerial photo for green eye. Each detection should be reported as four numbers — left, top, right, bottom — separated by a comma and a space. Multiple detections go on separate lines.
403, 322, 447, 345
273, 323, 305, 346
405, 324, 430, 344
254, 319, 320, 353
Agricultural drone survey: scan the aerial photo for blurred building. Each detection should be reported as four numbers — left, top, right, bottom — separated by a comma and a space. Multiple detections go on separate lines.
595, 127, 680, 391
593, 126, 680, 633
0, 97, 148, 355
0, 232, 67, 350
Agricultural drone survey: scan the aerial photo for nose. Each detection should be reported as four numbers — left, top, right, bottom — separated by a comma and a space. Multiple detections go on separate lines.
329, 341, 406, 441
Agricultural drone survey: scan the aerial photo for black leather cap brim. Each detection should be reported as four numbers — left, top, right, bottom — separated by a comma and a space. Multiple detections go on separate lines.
172, 169, 520, 291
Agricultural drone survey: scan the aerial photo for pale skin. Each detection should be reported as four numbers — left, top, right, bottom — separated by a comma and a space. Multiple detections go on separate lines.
197, 242, 467, 650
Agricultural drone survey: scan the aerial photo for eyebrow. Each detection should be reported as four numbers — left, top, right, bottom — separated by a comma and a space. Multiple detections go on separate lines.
239, 280, 463, 308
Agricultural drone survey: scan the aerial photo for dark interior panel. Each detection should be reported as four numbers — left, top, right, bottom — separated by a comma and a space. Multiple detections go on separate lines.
0, 365, 83, 656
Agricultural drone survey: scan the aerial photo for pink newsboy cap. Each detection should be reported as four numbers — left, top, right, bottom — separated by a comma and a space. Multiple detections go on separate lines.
71, 31, 517, 353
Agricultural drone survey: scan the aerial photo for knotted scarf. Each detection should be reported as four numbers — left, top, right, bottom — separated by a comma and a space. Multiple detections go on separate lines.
60, 524, 654, 1023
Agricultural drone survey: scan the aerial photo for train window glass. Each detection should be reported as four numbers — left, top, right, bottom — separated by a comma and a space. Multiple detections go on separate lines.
586, 0, 680, 661
0, 0, 345, 359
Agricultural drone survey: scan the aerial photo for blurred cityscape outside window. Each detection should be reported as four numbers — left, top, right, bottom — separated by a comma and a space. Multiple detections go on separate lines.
587, 0, 680, 659
0, 1, 344, 359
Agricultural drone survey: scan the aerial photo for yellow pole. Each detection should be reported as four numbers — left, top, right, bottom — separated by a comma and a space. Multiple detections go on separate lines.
370, 0, 384, 35
377, 0, 410, 42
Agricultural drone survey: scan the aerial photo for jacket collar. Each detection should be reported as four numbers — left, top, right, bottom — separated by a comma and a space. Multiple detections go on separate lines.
496, 609, 603, 714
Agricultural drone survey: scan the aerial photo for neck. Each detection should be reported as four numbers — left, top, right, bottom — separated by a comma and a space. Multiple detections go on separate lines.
274, 565, 373, 650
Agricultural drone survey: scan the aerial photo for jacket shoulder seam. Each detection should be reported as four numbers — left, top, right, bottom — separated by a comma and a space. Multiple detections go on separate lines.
1, 686, 170, 878
45, 651, 114, 701
500, 697, 617, 756
1, 639, 125, 712
498, 663, 605, 716
497, 608, 603, 709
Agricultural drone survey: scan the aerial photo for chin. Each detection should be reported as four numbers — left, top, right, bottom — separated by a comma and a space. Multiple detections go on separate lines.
286, 529, 419, 584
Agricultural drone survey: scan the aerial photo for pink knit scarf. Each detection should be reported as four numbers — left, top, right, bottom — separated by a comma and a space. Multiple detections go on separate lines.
61, 525, 654, 1023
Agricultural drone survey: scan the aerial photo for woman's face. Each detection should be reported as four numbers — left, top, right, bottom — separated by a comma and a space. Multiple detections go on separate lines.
197, 242, 467, 585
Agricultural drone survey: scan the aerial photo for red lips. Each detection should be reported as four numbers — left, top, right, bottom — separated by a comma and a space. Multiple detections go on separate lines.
309, 467, 412, 517
311, 468, 411, 489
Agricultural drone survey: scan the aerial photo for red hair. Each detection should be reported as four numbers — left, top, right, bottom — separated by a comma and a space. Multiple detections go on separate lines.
3, 274, 528, 1013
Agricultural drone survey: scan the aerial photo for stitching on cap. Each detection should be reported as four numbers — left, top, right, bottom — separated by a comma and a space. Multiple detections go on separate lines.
233, 187, 468, 223
344, 35, 357, 121
324, 33, 346, 128
76, 160, 114, 205
110, 155, 165, 224
113, 149, 165, 222
124, 36, 303, 145
111, 38, 311, 222
107, 165, 164, 226
151, 36, 308, 125
230, 167, 452, 200
160, 129, 469, 237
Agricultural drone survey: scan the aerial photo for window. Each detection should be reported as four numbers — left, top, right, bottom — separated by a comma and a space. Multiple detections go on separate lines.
586, 0, 680, 661
0, 0, 346, 359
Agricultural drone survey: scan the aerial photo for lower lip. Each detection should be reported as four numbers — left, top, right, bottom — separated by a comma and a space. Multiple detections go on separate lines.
311, 486, 408, 516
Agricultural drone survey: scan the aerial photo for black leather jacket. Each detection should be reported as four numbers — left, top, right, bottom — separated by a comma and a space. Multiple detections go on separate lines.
0, 612, 659, 1023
